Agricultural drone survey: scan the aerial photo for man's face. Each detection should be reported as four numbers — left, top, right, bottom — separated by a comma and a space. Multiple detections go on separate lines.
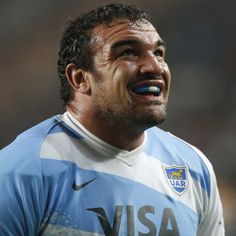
88, 19, 171, 129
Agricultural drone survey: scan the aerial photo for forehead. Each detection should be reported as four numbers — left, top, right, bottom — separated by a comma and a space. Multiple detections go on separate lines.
91, 20, 162, 50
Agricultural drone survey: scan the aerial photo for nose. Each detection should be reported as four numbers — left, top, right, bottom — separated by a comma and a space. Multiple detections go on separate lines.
139, 53, 164, 76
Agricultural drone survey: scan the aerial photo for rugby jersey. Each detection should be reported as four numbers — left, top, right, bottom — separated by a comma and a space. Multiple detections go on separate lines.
0, 112, 225, 235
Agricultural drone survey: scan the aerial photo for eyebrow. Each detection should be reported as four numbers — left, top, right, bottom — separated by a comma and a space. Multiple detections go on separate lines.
156, 39, 166, 47
111, 38, 166, 50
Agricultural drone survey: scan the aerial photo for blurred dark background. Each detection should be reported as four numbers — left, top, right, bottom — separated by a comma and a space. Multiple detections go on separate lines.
0, 0, 235, 234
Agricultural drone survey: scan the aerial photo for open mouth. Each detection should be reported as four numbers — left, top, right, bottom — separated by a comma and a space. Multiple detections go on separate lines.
130, 80, 164, 97
132, 85, 161, 96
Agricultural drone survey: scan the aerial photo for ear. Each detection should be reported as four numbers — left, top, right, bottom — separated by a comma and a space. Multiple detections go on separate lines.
65, 63, 90, 94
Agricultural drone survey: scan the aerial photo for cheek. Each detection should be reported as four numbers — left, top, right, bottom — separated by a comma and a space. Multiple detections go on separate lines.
113, 61, 138, 83
121, 61, 138, 73
162, 63, 171, 86
94, 61, 138, 100
112, 62, 138, 101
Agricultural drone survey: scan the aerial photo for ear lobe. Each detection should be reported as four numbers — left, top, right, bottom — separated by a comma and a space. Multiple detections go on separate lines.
65, 63, 90, 93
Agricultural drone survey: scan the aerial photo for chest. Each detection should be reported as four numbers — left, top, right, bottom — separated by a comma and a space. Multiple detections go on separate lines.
40, 160, 201, 236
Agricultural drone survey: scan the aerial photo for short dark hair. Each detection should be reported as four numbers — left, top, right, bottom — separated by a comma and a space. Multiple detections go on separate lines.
57, 3, 150, 105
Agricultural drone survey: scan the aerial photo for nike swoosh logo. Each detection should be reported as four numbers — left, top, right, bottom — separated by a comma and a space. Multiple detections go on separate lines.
72, 177, 97, 191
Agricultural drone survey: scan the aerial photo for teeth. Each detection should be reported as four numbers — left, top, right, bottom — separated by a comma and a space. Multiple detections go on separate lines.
133, 86, 160, 95
148, 86, 160, 93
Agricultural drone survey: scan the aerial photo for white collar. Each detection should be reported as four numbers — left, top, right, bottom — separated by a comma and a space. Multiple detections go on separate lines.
60, 111, 146, 166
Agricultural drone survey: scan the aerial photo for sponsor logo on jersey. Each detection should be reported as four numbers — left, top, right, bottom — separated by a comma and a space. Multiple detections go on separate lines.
87, 205, 180, 235
163, 165, 188, 195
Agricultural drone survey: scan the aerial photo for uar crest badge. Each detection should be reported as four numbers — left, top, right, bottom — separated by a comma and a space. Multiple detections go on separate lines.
163, 165, 189, 195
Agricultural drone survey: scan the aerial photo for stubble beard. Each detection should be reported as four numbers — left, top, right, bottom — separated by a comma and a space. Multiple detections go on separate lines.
127, 103, 168, 129
96, 102, 168, 132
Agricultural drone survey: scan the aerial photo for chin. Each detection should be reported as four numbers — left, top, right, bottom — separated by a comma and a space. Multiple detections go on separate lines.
145, 113, 167, 127
147, 104, 167, 122
134, 107, 168, 129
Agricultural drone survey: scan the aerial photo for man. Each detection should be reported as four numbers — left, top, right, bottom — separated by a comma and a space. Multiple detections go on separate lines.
0, 3, 225, 235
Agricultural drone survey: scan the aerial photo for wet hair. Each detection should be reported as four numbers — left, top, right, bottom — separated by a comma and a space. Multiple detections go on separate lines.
57, 3, 150, 105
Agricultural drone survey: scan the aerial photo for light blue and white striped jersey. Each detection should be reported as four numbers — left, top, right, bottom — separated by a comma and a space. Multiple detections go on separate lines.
0, 112, 225, 235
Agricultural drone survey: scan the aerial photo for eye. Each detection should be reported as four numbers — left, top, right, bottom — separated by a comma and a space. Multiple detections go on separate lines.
120, 48, 138, 57
154, 49, 164, 58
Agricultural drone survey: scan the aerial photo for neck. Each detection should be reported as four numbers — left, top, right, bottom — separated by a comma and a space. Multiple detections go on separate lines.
67, 107, 145, 151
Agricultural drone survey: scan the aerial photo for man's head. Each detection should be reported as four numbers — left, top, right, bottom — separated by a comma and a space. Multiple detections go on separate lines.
58, 3, 171, 135
58, 3, 150, 105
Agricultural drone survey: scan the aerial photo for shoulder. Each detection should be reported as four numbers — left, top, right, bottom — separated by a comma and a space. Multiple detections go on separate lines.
0, 116, 63, 175
0, 114, 83, 175
145, 127, 214, 197
1, 116, 59, 153
146, 126, 212, 167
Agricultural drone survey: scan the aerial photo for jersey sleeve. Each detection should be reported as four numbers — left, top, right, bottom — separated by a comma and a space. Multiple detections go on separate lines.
0, 140, 44, 235
197, 158, 225, 236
